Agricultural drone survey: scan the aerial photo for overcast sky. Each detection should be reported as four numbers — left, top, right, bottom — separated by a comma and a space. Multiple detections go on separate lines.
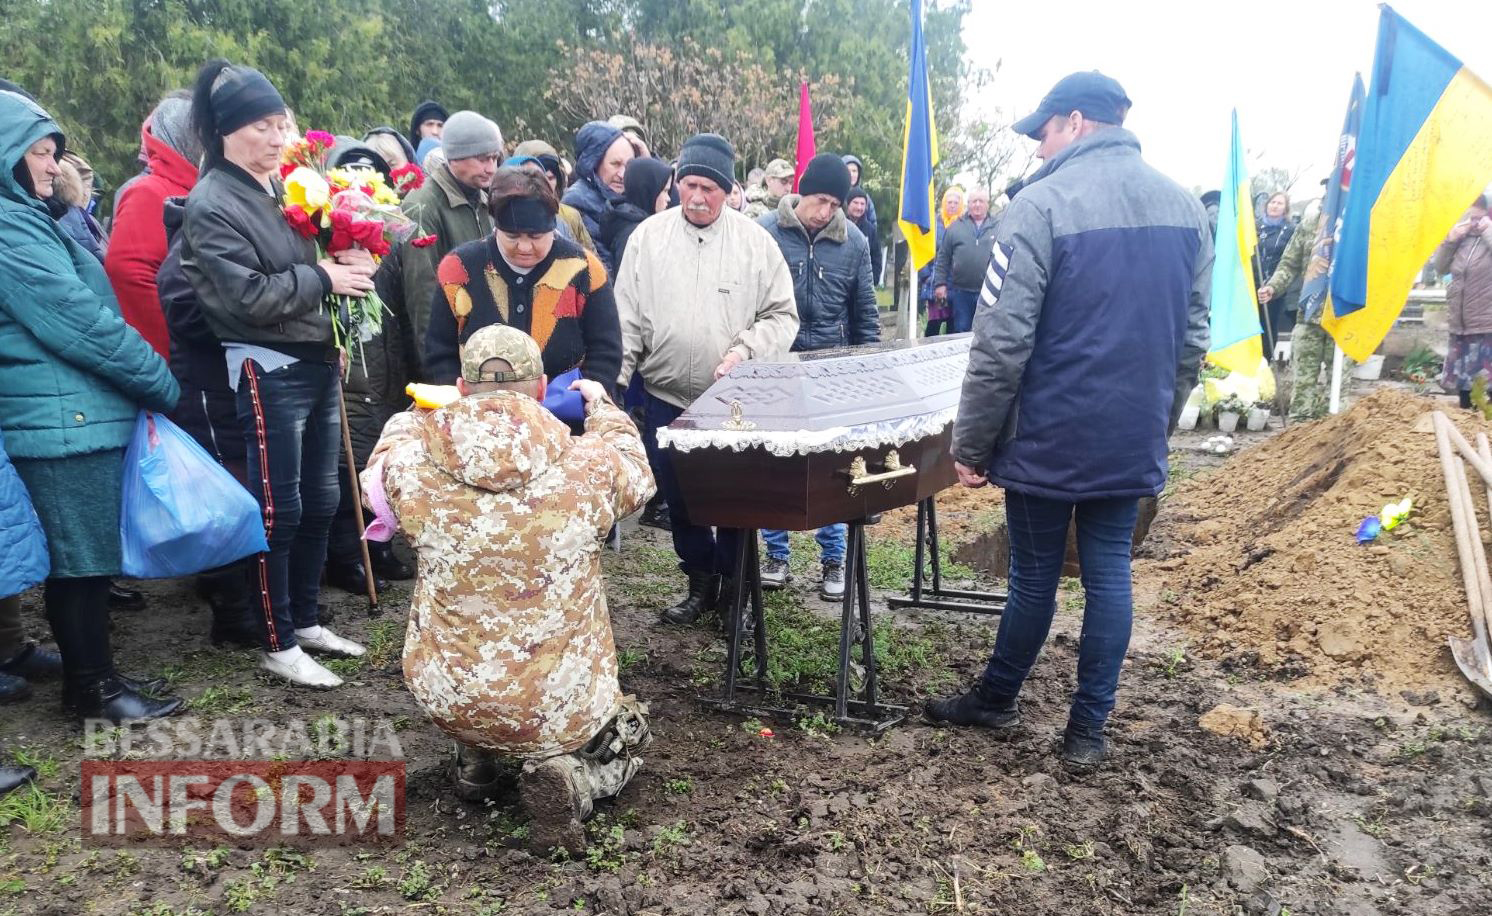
960, 0, 1492, 199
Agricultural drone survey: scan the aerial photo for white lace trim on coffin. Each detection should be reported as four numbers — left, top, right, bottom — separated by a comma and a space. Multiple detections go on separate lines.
656, 405, 958, 457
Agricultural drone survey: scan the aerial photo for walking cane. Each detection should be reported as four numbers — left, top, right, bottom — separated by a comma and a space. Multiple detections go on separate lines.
337, 382, 379, 613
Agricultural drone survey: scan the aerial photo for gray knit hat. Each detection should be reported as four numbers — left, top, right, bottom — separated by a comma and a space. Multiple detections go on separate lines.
677, 133, 735, 192
441, 111, 503, 161
150, 96, 203, 165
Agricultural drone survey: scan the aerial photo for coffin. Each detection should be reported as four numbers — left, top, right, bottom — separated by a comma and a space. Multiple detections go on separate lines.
658, 335, 972, 530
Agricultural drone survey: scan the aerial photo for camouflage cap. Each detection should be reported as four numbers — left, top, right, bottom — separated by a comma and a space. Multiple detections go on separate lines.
763, 158, 794, 180
460, 325, 544, 383
607, 114, 648, 143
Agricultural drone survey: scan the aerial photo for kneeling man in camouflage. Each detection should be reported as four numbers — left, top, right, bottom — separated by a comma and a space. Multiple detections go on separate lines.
366, 325, 656, 851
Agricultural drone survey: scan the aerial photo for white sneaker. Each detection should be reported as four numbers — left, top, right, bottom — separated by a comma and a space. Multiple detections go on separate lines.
260, 651, 344, 688
297, 628, 366, 658
760, 556, 791, 590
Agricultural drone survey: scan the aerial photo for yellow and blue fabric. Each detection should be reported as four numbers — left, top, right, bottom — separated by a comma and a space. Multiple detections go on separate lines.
897, 0, 939, 270
1206, 109, 1263, 376
1325, 6, 1492, 361
1298, 73, 1364, 322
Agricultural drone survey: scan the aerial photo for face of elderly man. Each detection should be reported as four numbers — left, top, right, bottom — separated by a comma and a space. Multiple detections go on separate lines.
678, 174, 727, 228
967, 189, 990, 221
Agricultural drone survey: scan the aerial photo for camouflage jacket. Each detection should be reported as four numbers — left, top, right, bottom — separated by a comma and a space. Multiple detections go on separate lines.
367, 391, 655, 757
1264, 214, 1322, 325
742, 184, 778, 221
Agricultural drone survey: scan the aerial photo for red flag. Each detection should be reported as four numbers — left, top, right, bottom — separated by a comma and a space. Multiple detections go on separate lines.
793, 81, 816, 192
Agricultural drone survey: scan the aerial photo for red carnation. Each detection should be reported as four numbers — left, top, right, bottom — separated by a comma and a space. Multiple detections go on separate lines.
391, 163, 425, 193
284, 205, 318, 239
305, 130, 336, 150
411, 234, 437, 248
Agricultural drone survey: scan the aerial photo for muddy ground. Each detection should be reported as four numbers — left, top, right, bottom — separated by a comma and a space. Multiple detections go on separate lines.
2, 385, 1490, 915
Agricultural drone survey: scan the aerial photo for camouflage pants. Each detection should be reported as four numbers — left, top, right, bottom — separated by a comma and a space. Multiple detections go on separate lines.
1289, 321, 1355, 421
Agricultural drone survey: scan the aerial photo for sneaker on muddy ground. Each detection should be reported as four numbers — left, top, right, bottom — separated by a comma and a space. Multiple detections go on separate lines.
760, 557, 791, 590
923, 685, 1021, 732
819, 561, 845, 601
520, 755, 589, 855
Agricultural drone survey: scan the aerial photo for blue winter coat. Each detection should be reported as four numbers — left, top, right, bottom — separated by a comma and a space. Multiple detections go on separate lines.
0, 91, 179, 461
562, 121, 626, 270
757, 196, 880, 351
952, 129, 1213, 502
0, 428, 48, 597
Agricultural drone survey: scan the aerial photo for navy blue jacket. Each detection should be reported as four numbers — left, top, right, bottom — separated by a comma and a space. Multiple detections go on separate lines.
952, 129, 1212, 502
757, 196, 879, 351
562, 122, 626, 271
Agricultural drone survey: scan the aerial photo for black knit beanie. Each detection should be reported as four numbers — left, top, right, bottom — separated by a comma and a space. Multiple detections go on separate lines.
210, 66, 286, 137
797, 153, 851, 205
676, 133, 735, 192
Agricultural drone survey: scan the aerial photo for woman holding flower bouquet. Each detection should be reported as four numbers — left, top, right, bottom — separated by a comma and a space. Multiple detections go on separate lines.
179, 59, 372, 688
424, 166, 622, 398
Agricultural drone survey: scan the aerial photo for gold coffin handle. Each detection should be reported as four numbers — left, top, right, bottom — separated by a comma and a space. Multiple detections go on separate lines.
845, 449, 917, 494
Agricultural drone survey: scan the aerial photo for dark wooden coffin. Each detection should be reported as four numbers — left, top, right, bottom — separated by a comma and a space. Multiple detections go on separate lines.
660, 335, 972, 530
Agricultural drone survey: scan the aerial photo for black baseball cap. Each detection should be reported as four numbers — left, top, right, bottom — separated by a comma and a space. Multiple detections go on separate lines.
1012, 71, 1132, 140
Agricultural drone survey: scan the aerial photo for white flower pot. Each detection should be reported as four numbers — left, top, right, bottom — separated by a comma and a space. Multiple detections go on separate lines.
1246, 407, 1269, 431
1178, 404, 1201, 430
1352, 354, 1386, 380
1217, 411, 1240, 433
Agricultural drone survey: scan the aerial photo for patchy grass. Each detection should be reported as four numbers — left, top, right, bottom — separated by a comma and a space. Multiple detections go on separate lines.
188, 685, 256, 716
616, 646, 649, 673
864, 535, 974, 591
364, 618, 405, 669
0, 783, 71, 836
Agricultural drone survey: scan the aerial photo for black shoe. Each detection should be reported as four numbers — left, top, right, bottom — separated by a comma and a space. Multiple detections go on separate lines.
0, 765, 36, 798
0, 643, 63, 681
112, 671, 168, 698
924, 684, 1021, 731
369, 542, 414, 581
661, 573, 720, 626
1061, 722, 1107, 770
326, 561, 386, 596
68, 678, 184, 724
639, 502, 672, 531
107, 581, 146, 611
0, 672, 33, 703
211, 613, 262, 649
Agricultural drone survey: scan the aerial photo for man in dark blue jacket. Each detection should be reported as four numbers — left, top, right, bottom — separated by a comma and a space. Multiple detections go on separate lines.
932, 187, 999, 332
756, 153, 879, 600
926, 72, 1212, 769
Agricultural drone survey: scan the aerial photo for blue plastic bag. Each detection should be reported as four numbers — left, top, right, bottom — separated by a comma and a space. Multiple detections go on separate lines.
542, 368, 585, 423
120, 411, 267, 578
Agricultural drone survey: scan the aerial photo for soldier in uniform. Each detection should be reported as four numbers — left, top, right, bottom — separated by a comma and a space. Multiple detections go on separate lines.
365, 325, 656, 852
1258, 210, 1355, 421
743, 158, 794, 220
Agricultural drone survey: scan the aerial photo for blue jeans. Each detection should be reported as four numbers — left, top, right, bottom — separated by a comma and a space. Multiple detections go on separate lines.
980, 490, 1139, 730
949, 287, 979, 333
237, 358, 342, 652
643, 394, 738, 577
762, 525, 846, 566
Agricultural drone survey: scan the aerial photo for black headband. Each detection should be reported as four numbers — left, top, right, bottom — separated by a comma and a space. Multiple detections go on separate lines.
495, 196, 556, 234
211, 67, 286, 137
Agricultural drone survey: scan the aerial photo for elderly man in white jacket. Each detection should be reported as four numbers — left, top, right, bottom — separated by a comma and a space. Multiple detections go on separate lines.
615, 132, 799, 628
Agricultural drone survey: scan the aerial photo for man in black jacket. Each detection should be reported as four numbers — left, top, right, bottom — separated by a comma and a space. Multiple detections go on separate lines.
932, 187, 999, 333
756, 153, 879, 600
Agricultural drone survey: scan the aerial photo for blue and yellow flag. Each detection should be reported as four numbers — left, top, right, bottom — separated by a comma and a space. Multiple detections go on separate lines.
1207, 110, 1263, 377
1325, 6, 1492, 361
1298, 73, 1364, 322
898, 0, 939, 270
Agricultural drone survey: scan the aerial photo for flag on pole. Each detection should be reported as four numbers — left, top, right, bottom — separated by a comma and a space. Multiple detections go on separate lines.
898, 0, 939, 270
1206, 109, 1264, 376
1325, 6, 1492, 361
1297, 73, 1365, 321
793, 81, 816, 192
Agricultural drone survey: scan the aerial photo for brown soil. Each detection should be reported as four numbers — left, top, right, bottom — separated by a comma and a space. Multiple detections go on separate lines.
879, 483, 1004, 548
1139, 389, 1490, 697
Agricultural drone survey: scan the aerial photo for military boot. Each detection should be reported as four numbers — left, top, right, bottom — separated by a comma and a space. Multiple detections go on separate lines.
451, 742, 514, 804
660, 572, 719, 626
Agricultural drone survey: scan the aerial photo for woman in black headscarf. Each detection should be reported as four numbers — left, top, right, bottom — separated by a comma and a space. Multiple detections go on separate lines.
598, 157, 674, 273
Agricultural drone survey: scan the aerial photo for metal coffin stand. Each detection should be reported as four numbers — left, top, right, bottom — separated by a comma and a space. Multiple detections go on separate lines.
665, 338, 979, 732
886, 496, 1007, 616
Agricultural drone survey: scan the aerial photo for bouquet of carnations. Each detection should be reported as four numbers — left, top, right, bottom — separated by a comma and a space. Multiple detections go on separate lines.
278, 130, 431, 370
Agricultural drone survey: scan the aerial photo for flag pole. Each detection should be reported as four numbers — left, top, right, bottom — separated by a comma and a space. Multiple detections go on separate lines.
1328, 343, 1345, 414
906, 242, 919, 342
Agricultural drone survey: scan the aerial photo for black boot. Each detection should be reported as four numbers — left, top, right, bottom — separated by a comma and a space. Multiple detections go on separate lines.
198, 565, 261, 648
68, 677, 183, 725
661, 573, 720, 626
1061, 721, 1107, 770
924, 683, 1021, 731
639, 500, 671, 531
0, 672, 32, 703
113, 671, 169, 697
369, 542, 414, 581
0, 642, 63, 681
326, 560, 387, 595
107, 581, 146, 611
0, 765, 36, 798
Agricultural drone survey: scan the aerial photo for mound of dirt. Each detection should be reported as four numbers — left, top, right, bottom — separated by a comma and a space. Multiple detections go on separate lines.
1142, 389, 1489, 695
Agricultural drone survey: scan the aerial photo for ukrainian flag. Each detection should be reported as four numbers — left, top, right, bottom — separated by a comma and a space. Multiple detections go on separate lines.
1206, 110, 1263, 376
898, 0, 938, 270
1325, 6, 1492, 362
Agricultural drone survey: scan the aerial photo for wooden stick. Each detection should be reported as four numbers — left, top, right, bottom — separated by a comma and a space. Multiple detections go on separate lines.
337, 387, 378, 610
1435, 411, 1492, 488
1455, 452, 1492, 661
1435, 413, 1491, 674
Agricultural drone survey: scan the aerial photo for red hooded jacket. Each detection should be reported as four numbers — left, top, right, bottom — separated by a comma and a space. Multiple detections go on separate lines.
104, 121, 198, 358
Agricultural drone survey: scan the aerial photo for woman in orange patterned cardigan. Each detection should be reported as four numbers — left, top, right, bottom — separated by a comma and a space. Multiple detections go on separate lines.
424, 167, 621, 390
